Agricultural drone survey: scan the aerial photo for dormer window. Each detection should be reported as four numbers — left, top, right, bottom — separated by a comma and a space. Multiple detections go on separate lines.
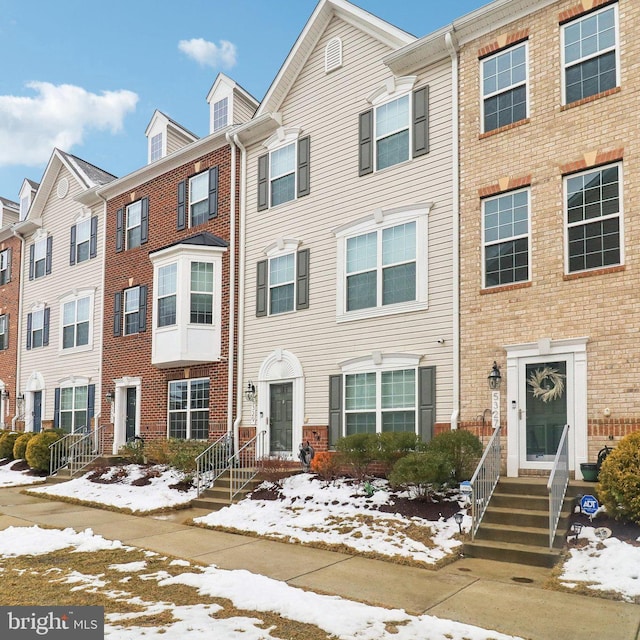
212, 98, 228, 132
150, 133, 163, 162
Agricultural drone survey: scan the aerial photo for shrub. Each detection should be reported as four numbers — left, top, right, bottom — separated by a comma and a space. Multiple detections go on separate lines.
118, 437, 146, 465
13, 432, 35, 460
598, 432, 640, 524
310, 451, 341, 481
388, 451, 451, 499
144, 438, 210, 475
0, 432, 20, 460
25, 430, 64, 472
335, 433, 377, 480
426, 429, 483, 482
376, 432, 424, 474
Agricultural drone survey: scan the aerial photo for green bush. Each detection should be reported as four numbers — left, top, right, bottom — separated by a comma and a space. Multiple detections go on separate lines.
376, 432, 424, 471
0, 432, 20, 460
118, 437, 146, 465
25, 430, 64, 472
13, 432, 35, 460
335, 433, 377, 479
144, 438, 210, 475
388, 451, 452, 499
426, 429, 483, 482
598, 432, 640, 524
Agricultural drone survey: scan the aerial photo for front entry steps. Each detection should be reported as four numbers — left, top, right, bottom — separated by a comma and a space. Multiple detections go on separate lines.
191, 469, 261, 512
463, 478, 590, 568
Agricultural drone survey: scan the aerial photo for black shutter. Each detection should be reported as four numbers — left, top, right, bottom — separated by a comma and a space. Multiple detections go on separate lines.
418, 366, 436, 443
5, 247, 11, 283
138, 285, 148, 332
113, 292, 122, 337
45, 236, 53, 275
69, 224, 77, 265
412, 86, 429, 158
90, 215, 98, 258
297, 136, 310, 197
257, 154, 269, 211
177, 181, 186, 230
26, 313, 32, 350
208, 166, 219, 219
116, 208, 124, 252
43, 307, 50, 346
140, 197, 149, 244
296, 248, 310, 310
328, 375, 343, 448
358, 109, 373, 176
3, 313, 8, 350
29, 244, 34, 280
256, 260, 268, 317
87, 384, 95, 430
54, 388, 60, 429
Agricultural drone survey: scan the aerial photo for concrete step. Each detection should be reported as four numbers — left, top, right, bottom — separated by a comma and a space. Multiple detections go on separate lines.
463, 539, 562, 568
475, 522, 554, 547
491, 493, 549, 511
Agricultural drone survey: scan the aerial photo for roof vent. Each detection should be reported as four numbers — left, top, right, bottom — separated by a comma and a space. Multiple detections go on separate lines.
325, 37, 343, 73
57, 178, 69, 199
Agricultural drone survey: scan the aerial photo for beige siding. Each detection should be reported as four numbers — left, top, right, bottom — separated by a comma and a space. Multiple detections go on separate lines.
241, 17, 455, 428
20, 165, 104, 425
233, 94, 257, 125
166, 129, 194, 155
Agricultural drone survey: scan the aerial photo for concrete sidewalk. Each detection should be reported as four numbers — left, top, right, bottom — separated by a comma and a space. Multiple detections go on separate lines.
0, 486, 638, 640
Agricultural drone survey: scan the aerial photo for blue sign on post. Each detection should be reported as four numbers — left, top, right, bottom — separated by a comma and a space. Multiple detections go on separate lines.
580, 494, 599, 516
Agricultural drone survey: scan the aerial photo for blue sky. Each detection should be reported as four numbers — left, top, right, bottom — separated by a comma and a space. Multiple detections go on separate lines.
0, 0, 489, 200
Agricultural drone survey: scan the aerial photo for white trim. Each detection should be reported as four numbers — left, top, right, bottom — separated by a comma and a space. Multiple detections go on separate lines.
264, 238, 301, 257
324, 36, 343, 72
263, 127, 301, 151
366, 75, 417, 106
113, 377, 142, 454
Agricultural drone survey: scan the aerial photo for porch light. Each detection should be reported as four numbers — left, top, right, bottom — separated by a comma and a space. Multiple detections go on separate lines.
570, 522, 583, 541
454, 511, 464, 534
16, 393, 24, 402
488, 362, 502, 390
244, 381, 256, 403
0, 389, 8, 400
105, 390, 115, 404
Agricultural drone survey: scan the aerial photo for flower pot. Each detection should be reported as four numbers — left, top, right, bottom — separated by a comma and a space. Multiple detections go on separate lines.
580, 462, 599, 482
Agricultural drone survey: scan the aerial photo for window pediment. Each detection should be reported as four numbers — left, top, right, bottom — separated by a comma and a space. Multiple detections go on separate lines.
263, 127, 302, 150
366, 76, 417, 106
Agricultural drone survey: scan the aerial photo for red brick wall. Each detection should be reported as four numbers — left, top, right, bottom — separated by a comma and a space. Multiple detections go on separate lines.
101, 145, 240, 444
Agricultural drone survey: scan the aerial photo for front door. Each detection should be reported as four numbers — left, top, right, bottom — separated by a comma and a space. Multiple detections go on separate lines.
519, 357, 571, 465
32, 391, 42, 433
269, 382, 292, 454
125, 387, 137, 441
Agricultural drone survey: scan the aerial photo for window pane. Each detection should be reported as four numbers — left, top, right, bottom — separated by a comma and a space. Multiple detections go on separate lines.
158, 296, 176, 327
270, 284, 294, 315
63, 326, 74, 349
74, 386, 88, 410
169, 382, 187, 410
271, 174, 295, 207
381, 369, 415, 408
346, 271, 377, 311
60, 387, 73, 411
382, 262, 415, 305
190, 380, 210, 409
565, 50, 616, 103
63, 301, 75, 325
125, 287, 140, 312
269, 254, 294, 286
347, 232, 377, 274
376, 130, 409, 170
158, 264, 177, 296
76, 321, 89, 346
190, 173, 208, 226
190, 293, 213, 324
169, 413, 187, 439
346, 413, 376, 435
382, 411, 415, 432
270, 144, 295, 178
191, 262, 213, 292
345, 373, 375, 410
376, 95, 409, 138
190, 412, 209, 439
382, 222, 415, 265
77, 297, 90, 322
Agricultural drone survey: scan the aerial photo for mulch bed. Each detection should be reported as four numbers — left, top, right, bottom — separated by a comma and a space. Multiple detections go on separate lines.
568, 511, 640, 545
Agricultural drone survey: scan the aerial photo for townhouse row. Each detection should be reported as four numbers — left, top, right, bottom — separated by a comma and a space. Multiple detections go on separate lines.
0, 0, 636, 479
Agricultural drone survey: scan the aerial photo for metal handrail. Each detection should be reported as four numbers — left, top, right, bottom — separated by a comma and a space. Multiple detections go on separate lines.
195, 432, 233, 496
68, 423, 108, 477
470, 425, 502, 539
229, 430, 266, 502
547, 424, 570, 550
49, 430, 84, 476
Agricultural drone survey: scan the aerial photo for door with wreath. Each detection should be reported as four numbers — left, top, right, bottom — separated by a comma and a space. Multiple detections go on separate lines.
521, 359, 569, 463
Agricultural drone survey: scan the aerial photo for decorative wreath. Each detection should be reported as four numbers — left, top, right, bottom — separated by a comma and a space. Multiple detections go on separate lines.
528, 366, 565, 403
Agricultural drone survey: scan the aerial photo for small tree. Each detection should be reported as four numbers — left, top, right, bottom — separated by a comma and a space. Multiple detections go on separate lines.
426, 430, 483, 482
598, 432, 640, 524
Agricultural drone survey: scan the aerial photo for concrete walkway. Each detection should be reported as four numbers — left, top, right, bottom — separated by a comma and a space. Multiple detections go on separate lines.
0, 486, 638, 640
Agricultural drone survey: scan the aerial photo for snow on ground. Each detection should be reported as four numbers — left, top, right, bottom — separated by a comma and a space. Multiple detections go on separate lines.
195, 474, 466, 566
0, 525, 523, 640
0, 459, 47, 486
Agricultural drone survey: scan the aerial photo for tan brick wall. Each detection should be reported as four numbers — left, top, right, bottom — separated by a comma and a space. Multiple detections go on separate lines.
458, 0, 640, 454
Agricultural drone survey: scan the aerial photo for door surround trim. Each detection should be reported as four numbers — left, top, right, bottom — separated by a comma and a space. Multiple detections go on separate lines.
113, 377, 142, 454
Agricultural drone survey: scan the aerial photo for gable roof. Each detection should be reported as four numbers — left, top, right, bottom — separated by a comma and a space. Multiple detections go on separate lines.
206, 72, 259, 110
144, 109, 199, 142
256, 0, 415, 117
0, 196, 18, 211
150, 231, 229, 257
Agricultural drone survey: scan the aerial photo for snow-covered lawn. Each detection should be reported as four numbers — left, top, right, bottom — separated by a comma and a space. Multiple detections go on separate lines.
0, 459, 47, 486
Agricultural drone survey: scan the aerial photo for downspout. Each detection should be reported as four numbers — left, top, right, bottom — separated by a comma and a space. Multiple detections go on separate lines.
445, 30, 461, 430
225, 131, 237, 441
11, 227, 25, 431
228, 132, 247, 455
94, 189, 109, 438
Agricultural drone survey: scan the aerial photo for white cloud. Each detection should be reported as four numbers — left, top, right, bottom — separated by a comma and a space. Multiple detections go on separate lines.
0, 81, 138, 167
178, 38, 237, 69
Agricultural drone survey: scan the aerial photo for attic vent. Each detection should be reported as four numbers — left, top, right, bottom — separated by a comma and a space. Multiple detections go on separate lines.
57, 178, 69, 199
325, 37, 342, 73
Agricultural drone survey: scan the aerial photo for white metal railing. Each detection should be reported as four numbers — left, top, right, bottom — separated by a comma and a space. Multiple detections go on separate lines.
470, 425, 502, 539
547, 424, 570, 550
229, 430, 266, 501
68, 424, 108, 476
49, 428, 87, 476
195, 432, 233, 496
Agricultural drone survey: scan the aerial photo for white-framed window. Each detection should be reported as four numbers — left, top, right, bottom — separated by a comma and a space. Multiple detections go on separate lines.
126, 201, 142, 249
483, 188, 530, 288
0, 248, 10, 285
59, 385, 88, 432
157, 264, 177, 328
190, 262, 213, 324
168, 378, 209, 439
269, 253, 295, 314
189, 172, 209, 227
124, 287, 141, 335
481, 41, 527, 133
0, 315, 7, 350
565, 162, 622, 273
334, 206, 429, 321
270, 143, 296, 207
62, 296, 90, 349
562, 3, 618, 105
150, 132, 163, 162
375, 94, 410, 170
212, 97, 228, 132
33, 238, 47, 279
75, 218, 91, 264
30, 308, 45, 349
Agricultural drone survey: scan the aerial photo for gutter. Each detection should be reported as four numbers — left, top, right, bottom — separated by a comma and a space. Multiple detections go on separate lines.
11, 227, 25, 431
445, 31, 461, 431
